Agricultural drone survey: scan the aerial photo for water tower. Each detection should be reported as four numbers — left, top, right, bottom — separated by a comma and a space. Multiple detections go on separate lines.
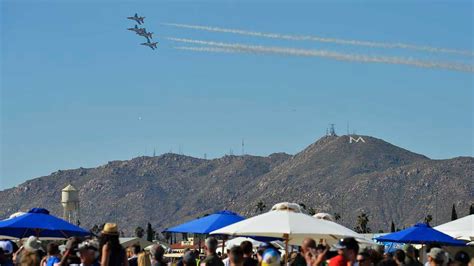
61, 184, 80, 225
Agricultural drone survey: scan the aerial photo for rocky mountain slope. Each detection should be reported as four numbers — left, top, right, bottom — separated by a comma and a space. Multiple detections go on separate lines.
0, 135, 472, 234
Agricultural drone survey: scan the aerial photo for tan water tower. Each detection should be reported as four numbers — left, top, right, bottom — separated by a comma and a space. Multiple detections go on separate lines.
61, 184, 80, 225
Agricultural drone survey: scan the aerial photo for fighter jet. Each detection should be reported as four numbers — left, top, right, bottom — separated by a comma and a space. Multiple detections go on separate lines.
141, 40, 158, 50
127, 25, 146, 35
127, 13, 145, 25
137, 29, 153, 41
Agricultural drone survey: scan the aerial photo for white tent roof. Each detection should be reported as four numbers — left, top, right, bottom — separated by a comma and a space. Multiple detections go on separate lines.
225, 237, 265, 249
434, 215, 474, 241
211, 202, 374, 245
119, 237, 154, 249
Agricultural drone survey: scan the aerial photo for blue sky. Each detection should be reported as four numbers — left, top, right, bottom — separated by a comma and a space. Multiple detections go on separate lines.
1, 0, 473, 189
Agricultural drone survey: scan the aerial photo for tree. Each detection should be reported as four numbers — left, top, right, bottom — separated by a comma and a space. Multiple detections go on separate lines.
135, 226, 145, 238
470, 204, 474, 215
334, 213, 341, 222
90, 224, 100, 235
390, 221, 395, 232
255, 201, 266, 213
146, 223, 155, 242
451, 204, 458, 221
164, 232, 172, 244
299, 203, 307, 210
354, 212, 371, 233
308, 207, 316, 216
424, 215, 433, 226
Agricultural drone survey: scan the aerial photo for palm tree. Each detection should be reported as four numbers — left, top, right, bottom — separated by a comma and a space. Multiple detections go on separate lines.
354, 212, 371, 233
424, 214, 433, 226
255, 201, 266, 213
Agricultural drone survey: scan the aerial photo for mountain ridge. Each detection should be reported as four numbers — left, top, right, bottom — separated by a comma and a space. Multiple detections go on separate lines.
0, 134, 471, 234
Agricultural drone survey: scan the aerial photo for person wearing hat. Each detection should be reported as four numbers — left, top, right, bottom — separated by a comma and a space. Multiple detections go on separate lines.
78, 239, 101, 266
0, 240, 14, 266
329, 238, 359, 266
427, 248, 445, 266
99, 223, 128, 266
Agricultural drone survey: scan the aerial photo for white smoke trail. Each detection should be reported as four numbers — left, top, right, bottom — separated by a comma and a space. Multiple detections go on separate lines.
168, 37, 474, 73
163, 23, 474, 57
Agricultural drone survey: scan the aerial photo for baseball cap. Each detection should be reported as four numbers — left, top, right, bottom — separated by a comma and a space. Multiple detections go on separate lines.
428, 248, 445, 262
334, 237, 359, 251
0, 240, 13, 254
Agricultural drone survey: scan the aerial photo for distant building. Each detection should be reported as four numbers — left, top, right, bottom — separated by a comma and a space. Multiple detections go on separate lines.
61, 184, 80, 225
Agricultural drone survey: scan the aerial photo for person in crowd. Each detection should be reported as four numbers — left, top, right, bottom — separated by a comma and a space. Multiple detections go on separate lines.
329, 237, 359, 266
357, 252, 372, 266
137, 251, 151, 266
183, 250, 197, 266
0, 240, 14, 266
367, 249, 383, 266
290, 238, 317, 266
78, 239, 100, 266
43, 243, 61, 266
229, 246, 244, 266
19, 236, 43, 266
194, 249, 201, 266
99, 223, 128, 266
202, 237, 224, 266
304, 242, 329, 266
149, 244, 166, 266
393, 250, 406, 266
59, 236, 81, 265
240, 241, 258, 266
427, 248, 445, 266
128, 244, 141, 266
256, 247, 265, 266
452, 251, 470, 266
222, 244, 233, 266
403, 245, 421, 266
377, 259, 398, 266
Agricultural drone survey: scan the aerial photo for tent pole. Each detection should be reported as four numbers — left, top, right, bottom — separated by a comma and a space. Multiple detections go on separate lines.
284, 233, 289, 266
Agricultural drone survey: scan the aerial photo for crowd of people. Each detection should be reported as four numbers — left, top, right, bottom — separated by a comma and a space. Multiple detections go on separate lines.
0, 223, 472, 266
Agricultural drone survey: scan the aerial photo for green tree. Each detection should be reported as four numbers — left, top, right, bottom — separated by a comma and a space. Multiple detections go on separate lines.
135, 226, 145, 238
299, 203, 307, 210
390, 221, 395, 232
255, 201, 266, 213
469, 204, 474, 215
451, 204, 458, 221
308, 207, 316, 216
146, 223, 155, 242
334, 213, 341, 222
90, 224, 100, 235
424, 215, 433, 226
354, 212, 371, 233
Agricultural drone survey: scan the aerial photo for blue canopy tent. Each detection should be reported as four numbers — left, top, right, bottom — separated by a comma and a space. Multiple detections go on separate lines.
0, 208, 90, 239
375, 223, 466, 245
163, 210, 245, 234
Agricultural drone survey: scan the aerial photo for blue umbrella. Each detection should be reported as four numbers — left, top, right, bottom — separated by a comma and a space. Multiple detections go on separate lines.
163, 210, 245, 234
0, 208, 90, 239
375, 223, 465, 245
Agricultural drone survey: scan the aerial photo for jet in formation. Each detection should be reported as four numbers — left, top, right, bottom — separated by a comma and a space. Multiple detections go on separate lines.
127, 13, 158, 50
127, 25, 146, 35
141, 40, 158, 50
127, 13, 145, 25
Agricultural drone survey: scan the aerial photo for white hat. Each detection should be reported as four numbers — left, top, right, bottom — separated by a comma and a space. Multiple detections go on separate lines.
24, 236, 42, 252
0, 240, 13, 254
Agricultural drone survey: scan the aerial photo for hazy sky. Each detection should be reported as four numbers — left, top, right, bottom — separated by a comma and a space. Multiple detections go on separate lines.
1, 0, 473, 190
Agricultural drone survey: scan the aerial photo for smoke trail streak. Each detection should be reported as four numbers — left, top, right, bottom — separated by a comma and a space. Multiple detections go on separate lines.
163, 23, 474, 57
168, 38, 474, 73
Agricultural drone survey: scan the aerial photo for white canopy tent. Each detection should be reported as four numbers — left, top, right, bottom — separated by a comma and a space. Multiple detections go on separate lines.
434, 215, 474, 241
211, 202, 374, 245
